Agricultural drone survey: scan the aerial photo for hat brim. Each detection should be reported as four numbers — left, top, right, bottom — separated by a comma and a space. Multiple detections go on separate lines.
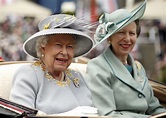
94, 0, 146, 48
23, 28, 93, 59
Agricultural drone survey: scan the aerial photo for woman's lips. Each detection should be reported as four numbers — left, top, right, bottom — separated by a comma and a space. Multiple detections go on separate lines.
120, 44, 131, 48
56, 58, 68, 64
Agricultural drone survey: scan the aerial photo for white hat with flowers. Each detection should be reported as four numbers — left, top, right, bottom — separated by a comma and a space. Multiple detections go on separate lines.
23, 14, 94, 58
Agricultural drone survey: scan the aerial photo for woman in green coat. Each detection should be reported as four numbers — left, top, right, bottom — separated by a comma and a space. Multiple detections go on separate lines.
85, 0, 166, 118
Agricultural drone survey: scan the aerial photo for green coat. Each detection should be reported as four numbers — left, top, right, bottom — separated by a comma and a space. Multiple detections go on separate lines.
85, 46, 166, 118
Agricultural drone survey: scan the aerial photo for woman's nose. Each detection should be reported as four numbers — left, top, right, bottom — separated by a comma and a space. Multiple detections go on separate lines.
61, 46, 67, 55
124, 33, 130, 42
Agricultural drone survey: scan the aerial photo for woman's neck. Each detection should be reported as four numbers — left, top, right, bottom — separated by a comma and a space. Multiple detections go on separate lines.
121, 58, 128, 65
41, 60, 63, 81
114, 54, 128, 65
110, 46, 128, 65
48, 69, 63, 81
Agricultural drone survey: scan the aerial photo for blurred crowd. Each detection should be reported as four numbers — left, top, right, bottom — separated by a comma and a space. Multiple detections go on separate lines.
0, 16, 38, 61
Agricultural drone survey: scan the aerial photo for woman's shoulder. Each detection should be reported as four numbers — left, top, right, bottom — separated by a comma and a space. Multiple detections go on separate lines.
134, 60, 145, 71
12, 62, 43, 88
14, 61, 42, 76
87, 54, 108, 71
88, 54, 105, 65
15, 63, 33, 72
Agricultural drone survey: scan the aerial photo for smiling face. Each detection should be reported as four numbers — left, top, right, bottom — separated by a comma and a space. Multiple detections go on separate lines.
108, 22, 137, 59
41, 34, 76, 73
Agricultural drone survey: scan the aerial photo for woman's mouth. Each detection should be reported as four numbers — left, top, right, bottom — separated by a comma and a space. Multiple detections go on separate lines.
56, 58, 68, 64
120, 44, 130, 48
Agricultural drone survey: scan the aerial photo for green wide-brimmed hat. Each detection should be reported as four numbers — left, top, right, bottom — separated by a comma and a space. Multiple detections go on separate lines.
94, 0, 147, 47
23, 14, 94, 58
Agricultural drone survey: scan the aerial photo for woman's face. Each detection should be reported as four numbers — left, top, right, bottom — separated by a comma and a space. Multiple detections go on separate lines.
108, 22, 137, 58
41, 34, 75, 72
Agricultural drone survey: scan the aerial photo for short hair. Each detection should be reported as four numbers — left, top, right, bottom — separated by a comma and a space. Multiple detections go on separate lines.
35, 36, 48, 58
135, 19, 141, 37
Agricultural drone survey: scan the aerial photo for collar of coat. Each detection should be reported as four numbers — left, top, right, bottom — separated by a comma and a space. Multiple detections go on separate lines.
103, 47, 147, 96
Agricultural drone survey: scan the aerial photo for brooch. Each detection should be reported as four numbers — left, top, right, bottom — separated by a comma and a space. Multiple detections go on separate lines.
73, 78, 80, 88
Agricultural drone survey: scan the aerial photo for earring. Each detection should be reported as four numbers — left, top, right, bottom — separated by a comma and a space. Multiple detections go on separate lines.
108, 40, 111, 44
41, 54, 44, 57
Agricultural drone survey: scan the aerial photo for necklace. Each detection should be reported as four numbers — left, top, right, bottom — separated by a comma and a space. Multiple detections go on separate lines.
33, 61, 79, 87
45, 70, 71, 87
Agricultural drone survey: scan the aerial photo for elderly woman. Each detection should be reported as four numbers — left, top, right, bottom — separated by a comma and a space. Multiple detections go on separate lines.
9, 14, 97, 115
85, 0, 166, 118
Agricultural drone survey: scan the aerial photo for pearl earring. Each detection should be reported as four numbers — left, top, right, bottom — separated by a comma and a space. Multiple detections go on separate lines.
41, 54, 44, 57
108, 40, 111, 44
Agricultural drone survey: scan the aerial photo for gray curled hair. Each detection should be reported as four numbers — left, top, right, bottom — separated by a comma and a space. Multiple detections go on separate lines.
35, 36, 49, 58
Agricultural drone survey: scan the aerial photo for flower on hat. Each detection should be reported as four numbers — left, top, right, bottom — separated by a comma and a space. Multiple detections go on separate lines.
40, 14, 77, 31
43, 23, 50, 30
95, 11, 131, 42
95, 21, 117, 42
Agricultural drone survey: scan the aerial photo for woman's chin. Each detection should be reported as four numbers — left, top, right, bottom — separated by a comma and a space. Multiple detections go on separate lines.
54, 66, 67, 72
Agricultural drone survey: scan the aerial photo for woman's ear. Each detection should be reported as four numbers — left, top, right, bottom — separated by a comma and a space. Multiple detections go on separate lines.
40, 46, 45, 53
